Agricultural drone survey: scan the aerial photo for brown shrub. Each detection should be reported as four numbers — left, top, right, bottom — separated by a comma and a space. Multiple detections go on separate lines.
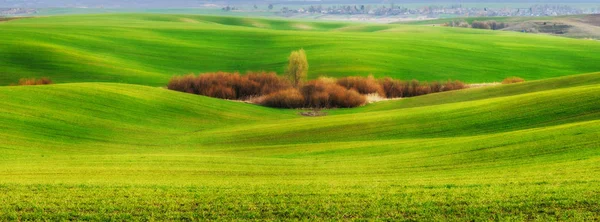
379, 78, 407, 98
260, 88, 305, 108
167, 71, 293, 100
167, 72, 470, 107
429, 81, 442, 93
379, 78, 467, 98
330, 88, 365, 108
167, 74, 196, 93
18, 78, 36, 85
415, 84, 432, 96
16, 77, 53, 86
407, 79, 421, 97
205, 85, 236, 100
442, 80, 468, 92
502, 77, 525, 84
337, 75, 384, 96
36, 77, 53, 85
244, 71, 292, 96
301, 80, 366, 108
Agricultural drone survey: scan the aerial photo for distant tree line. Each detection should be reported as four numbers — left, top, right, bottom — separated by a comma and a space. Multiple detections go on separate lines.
471, 21, 509, 30
446, 20, 509, 30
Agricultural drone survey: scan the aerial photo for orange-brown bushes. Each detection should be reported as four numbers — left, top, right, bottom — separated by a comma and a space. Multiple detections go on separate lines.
442, 80, 468, 91
415, 84, 433, 96
167, 71, 292, 100
244, 71, 293, 96
329, 87, 365, 108
167, 74, 198, 94
301, 80, 366, 108
379, 78, 407, 98
260, 80, 366, 109
378, 79, 467, 98
337, 76, 385, 96
502, 77, 525, 84
260, 88, 305, 108
167, 72, 241, 99
14, 77, 53, 86
168, 72, 470, 109
429, 81, 442, 93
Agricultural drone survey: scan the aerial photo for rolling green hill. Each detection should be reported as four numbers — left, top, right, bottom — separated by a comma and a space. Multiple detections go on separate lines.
2, 13, 600, 220
2, 13, 600, 86
1, 73, 599, 220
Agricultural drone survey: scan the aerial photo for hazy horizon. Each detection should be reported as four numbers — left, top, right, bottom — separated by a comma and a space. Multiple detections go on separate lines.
2, 0, 600, 8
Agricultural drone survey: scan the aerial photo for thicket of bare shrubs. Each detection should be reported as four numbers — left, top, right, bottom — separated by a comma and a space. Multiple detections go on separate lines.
13, 77, 53, 86
167, 72, 468, 109
378, 78, 468, 98
167, 71, 292, 100
502, 77, 525, 84
337, 76, 385, 96
446, 20, 509, 30
445, 20, 470, 28
299, 80, 366, 108
442, 80, 467, 91
471, 21, 509, 30
260, 89, 305, 108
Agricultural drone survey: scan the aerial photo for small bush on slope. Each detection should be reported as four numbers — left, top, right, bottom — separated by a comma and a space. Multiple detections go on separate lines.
442, 80, 468, 91
378, 79, 467, 98
502, 77, 525, 84
13, 77, 53, 86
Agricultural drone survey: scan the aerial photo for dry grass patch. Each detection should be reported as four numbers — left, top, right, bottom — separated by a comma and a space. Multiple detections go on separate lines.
12, 77, 53, 86
502, 77, 525, 84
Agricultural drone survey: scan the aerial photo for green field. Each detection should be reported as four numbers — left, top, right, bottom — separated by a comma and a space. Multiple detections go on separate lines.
1, 13, 600, 220
3, 14, 600, 86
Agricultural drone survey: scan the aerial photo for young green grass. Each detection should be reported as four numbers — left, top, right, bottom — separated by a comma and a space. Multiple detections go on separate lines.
1, 73, 599, 220
2, 14, 600, 86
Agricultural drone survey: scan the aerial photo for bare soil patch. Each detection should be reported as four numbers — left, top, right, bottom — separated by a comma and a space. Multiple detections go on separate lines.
503, 16, 600, 39
299, 110, 328, 117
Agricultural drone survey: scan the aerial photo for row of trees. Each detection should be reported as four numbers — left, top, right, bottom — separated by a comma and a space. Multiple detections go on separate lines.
445, 20, 509, 30
471, 21, 509, 30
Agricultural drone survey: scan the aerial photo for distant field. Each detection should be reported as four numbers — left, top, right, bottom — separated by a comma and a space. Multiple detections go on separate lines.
1, 73, 600, 220
2, 14, 600, 86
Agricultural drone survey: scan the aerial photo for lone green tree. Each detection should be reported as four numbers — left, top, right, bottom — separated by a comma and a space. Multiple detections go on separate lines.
285, 49, 308, 87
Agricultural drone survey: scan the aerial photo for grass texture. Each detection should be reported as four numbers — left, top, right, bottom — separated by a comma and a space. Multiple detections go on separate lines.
1, 72, 599, 220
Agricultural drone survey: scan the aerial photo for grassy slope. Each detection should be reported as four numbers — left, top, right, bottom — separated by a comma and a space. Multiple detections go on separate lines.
2, 13, 600, 86
1, 73, 599, 220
